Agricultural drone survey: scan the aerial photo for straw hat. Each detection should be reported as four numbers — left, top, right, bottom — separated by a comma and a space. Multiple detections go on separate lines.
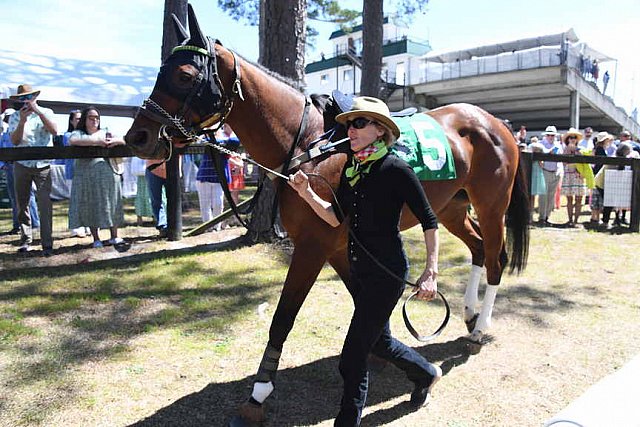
562, 127, 583, 143
595, 131, 613, 144
542, 125, 559, 135
9, 84, 40, 99
335, 96, 400, 139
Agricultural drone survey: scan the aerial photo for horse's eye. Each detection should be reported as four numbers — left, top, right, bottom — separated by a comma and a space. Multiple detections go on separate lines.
178, 73, 192, 84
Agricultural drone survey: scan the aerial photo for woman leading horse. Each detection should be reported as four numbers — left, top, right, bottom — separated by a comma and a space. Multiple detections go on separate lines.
124, 4, 529, 424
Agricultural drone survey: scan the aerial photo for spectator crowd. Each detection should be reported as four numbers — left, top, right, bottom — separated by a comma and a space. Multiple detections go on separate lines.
0, 83, 248, 257
2, 82, 639, 257
516, 124, 639, 230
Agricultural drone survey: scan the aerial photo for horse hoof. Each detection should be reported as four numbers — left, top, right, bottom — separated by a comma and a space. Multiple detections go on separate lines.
464, 314, 479, 333
465, 339, 483, 355
235, 400, 266, 424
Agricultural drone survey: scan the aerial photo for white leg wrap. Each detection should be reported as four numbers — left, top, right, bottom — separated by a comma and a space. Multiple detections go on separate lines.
463, 265, 483, 321
475, 284, 498, 333
251, 381, 274, 404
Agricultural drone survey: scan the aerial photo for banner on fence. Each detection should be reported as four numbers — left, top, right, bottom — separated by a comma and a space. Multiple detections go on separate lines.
604, 169, 632, 208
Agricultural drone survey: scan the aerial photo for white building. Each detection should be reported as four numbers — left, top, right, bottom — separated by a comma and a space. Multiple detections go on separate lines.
304, 17, 431, 98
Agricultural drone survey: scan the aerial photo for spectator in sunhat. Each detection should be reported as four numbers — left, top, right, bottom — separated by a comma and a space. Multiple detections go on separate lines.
560, 128, 588, 226
8, 84, 58, 256
538, 125, 563, 225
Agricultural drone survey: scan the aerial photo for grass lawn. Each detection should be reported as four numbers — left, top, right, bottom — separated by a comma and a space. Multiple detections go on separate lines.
1, 200, 639, 426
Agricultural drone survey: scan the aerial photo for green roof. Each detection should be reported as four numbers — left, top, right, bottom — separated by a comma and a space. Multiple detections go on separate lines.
329, 17, 389, 40
305, 56, 352, 73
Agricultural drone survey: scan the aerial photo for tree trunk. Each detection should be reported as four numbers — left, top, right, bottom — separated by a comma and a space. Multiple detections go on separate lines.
248, 0, 307, 243
259, 0, 306, 81
360, 0, 383, 97
163, 0, 188, 240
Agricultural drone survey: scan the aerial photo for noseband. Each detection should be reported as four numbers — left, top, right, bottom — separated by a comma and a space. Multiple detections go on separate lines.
138, 38, 244, 146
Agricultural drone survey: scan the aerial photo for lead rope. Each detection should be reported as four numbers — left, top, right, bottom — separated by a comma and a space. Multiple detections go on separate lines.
190, 137, 449, 341
304, 172, 450, 342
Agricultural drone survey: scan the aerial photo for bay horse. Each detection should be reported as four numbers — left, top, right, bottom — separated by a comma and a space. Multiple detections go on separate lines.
124, 5, 529, 423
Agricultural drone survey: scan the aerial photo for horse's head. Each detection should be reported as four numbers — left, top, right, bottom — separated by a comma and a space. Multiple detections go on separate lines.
125, 4, 241, 159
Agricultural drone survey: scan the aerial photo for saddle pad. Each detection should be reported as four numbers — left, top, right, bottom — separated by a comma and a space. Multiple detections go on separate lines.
391, 114, 456, 181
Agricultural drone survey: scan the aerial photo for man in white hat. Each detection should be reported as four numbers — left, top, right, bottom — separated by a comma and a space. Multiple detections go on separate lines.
538, 125, 563, 225
1, 108, 40, 234
8, 84, 58, 255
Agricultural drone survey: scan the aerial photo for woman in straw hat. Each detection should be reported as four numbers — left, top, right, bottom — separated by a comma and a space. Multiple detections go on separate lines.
289, 96, 441, 425
560, 128, 587, 226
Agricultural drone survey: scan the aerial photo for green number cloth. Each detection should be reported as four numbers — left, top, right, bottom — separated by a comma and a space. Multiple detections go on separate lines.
391, 114, 456, 181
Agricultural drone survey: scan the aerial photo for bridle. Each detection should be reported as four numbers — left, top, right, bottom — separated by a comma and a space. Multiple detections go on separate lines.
137, 38, 244, 156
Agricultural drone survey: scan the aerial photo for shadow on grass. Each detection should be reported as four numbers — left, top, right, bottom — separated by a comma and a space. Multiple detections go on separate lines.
1, 235, 285, 281
129, 337, 476, 427
0, 236, 292, 389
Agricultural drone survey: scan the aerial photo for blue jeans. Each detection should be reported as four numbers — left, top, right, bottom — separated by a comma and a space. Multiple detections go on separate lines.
145, 169, 167, 230
5, 163, 39, 229
335, 264, 432, 426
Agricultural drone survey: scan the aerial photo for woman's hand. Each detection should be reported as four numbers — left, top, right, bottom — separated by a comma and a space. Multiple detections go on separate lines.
415, 268, 438, 301
104, 136, 126, 147
288, 170, 310, 198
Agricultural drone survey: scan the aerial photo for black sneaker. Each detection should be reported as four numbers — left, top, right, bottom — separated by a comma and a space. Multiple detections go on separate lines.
410, 363, 442, 408
18, 243, 30, 253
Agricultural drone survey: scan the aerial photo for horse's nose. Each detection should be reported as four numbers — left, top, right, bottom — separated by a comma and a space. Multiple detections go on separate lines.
125, 129, 149, 148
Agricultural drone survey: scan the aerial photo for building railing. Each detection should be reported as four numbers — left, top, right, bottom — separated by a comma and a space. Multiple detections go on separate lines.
417, 46, 597, 86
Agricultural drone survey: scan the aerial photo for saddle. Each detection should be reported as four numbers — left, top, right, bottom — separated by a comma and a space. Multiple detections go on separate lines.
268, 91, 417, 180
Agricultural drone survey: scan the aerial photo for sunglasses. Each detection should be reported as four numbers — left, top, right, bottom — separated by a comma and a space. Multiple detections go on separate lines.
346, 117, 375, 130
17, 93, 37, 101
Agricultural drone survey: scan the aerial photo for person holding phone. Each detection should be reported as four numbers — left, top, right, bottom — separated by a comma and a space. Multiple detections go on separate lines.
68, 107, 126, 248
8, 84, 58, 256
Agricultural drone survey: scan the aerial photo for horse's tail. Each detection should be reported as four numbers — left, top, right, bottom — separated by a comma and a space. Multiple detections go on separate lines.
505, 155, 530, 274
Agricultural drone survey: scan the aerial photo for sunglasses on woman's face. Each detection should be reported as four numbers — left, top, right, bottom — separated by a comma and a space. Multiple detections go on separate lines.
346, 117, 374, 130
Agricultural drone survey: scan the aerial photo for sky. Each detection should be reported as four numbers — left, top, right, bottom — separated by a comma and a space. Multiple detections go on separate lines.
2, 0, 639, 132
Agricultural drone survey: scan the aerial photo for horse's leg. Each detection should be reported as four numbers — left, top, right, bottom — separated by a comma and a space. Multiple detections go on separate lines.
465, 202, 508, 343
436, 201, 485, 331
239, 243, 329, 422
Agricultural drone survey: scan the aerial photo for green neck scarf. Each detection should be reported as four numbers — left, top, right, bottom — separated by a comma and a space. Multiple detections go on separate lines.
345, 140, 388, 187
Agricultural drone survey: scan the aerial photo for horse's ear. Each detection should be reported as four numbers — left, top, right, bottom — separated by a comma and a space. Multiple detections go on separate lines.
172, 14, 189, 44
187, 3, 207, 48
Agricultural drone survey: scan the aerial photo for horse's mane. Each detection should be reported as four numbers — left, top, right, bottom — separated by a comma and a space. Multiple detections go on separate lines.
236, 52, 305, 93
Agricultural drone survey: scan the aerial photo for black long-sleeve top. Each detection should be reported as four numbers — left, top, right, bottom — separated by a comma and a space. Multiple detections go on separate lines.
334, 153, 438, 271
593, 145, 607, 175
